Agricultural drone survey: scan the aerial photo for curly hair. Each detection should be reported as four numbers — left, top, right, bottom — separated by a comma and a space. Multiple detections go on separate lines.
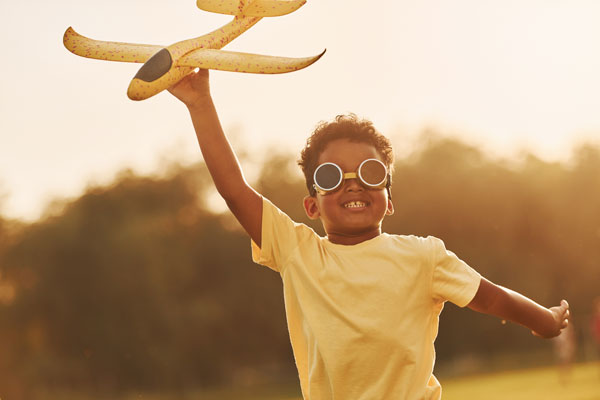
298, 113, 394, 196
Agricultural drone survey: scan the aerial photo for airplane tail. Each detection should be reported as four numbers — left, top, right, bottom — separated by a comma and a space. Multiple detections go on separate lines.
196, 0, 306, 17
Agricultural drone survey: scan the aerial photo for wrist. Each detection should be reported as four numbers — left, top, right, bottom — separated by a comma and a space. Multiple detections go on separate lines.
186, 94, 214, 112
533, 308, 560, 338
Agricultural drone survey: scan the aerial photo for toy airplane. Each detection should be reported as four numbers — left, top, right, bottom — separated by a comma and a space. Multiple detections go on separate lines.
63, 0, 325, 101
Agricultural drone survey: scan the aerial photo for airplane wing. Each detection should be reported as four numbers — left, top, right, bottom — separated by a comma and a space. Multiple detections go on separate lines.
63, 27, 163, 63
177, 48, 325, 74
196, 0, 306, 17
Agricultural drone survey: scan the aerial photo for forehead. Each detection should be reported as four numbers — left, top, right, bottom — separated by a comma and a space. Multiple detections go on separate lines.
317, 138, 382, 169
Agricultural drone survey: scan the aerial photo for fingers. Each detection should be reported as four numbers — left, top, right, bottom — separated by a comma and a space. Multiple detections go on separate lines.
169, 68, 208, 90
190, 69, 210, 90
167, 69, 211, 105
560, 299, 570, 329
195, 68, 209, 78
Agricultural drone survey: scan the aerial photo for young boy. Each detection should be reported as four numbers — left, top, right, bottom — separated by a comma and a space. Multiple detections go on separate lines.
168, 69, 570, 399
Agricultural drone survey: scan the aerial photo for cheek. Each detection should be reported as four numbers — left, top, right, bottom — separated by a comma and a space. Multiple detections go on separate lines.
373, 191, 391, 213
319, 196, 339, 213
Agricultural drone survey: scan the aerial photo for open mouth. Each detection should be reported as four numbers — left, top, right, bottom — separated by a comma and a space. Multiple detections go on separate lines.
343, 200, 367, 209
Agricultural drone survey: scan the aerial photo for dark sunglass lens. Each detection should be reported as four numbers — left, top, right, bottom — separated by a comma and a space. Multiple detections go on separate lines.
315, 164, 341, 190
360, 160, 387, 185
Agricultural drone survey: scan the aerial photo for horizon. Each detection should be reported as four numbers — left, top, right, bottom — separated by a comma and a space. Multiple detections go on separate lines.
2, 128, 597, 223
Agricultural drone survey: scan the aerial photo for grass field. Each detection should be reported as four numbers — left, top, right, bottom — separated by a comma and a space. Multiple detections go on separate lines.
35, 362, 600, 400
196, 362, 600, 400
441, 361, 600, 400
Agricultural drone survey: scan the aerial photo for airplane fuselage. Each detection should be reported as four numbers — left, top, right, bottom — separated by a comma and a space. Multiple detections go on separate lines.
127, 15, 261, 100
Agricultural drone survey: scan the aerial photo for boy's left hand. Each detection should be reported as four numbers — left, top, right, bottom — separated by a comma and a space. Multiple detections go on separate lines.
533, 299, 569, 338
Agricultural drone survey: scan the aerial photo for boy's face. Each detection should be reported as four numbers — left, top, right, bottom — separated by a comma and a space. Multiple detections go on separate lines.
303, 138, 394, 245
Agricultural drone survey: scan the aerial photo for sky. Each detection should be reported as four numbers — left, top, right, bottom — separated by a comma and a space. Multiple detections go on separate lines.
1, 0, 600, 221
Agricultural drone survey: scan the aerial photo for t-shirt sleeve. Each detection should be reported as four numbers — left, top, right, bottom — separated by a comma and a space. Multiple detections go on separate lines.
429, 236, 481, 307
251, 197, 310, 273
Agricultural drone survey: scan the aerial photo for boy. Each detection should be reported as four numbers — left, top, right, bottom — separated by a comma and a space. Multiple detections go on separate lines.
168, 69, 570, 399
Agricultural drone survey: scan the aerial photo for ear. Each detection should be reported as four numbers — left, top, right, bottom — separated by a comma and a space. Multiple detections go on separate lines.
386, 198, 394, 216
303, 195, 321, 220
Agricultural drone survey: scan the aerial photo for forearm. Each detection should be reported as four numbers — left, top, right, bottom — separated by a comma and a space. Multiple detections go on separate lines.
186, 97, 249, 200
469, 278, 566, 338
489, 286, 556, 337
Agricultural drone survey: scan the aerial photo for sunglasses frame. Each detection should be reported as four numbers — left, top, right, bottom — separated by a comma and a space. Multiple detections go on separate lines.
312, 158, 391, 196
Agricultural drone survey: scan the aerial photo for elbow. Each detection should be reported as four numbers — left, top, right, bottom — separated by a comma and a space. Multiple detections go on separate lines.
468, 278, 502, 313
217, 186, 236, 203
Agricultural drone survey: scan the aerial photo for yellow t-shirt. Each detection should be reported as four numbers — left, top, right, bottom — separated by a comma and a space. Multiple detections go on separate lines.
251, 198, 481, 400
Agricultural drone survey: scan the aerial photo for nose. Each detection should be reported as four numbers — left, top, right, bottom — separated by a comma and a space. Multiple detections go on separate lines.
343, 177, 364, 192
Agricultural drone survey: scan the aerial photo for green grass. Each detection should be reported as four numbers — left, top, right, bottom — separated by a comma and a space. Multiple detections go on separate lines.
441, 362, 600, 400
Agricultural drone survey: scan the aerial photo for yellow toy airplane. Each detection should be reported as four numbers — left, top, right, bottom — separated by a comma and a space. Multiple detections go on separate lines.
63, 0, 325, 101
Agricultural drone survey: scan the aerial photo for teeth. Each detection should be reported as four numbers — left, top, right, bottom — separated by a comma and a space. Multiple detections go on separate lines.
344, 201, 366, 208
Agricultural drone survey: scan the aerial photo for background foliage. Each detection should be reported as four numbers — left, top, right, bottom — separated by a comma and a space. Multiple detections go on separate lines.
0, 134, 598, 398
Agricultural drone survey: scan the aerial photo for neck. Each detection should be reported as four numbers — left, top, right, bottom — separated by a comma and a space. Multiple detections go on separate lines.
326, 227, 382, 246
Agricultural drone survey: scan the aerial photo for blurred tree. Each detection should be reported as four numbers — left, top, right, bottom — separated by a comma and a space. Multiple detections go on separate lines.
0, 163, 293, 397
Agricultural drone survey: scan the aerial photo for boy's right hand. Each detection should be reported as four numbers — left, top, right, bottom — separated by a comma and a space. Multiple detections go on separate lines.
168, 69, 211, 109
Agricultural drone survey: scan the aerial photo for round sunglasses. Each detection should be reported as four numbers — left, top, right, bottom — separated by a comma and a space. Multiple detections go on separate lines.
312, 158, 391, 196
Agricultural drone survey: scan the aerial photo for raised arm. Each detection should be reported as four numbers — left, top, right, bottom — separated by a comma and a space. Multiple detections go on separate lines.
168, 69, 263, 246
468, 278, 569, 338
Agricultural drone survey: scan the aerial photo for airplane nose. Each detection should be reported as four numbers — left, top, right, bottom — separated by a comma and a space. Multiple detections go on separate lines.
134, 48, 173, 82
127, 79, 148, 101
